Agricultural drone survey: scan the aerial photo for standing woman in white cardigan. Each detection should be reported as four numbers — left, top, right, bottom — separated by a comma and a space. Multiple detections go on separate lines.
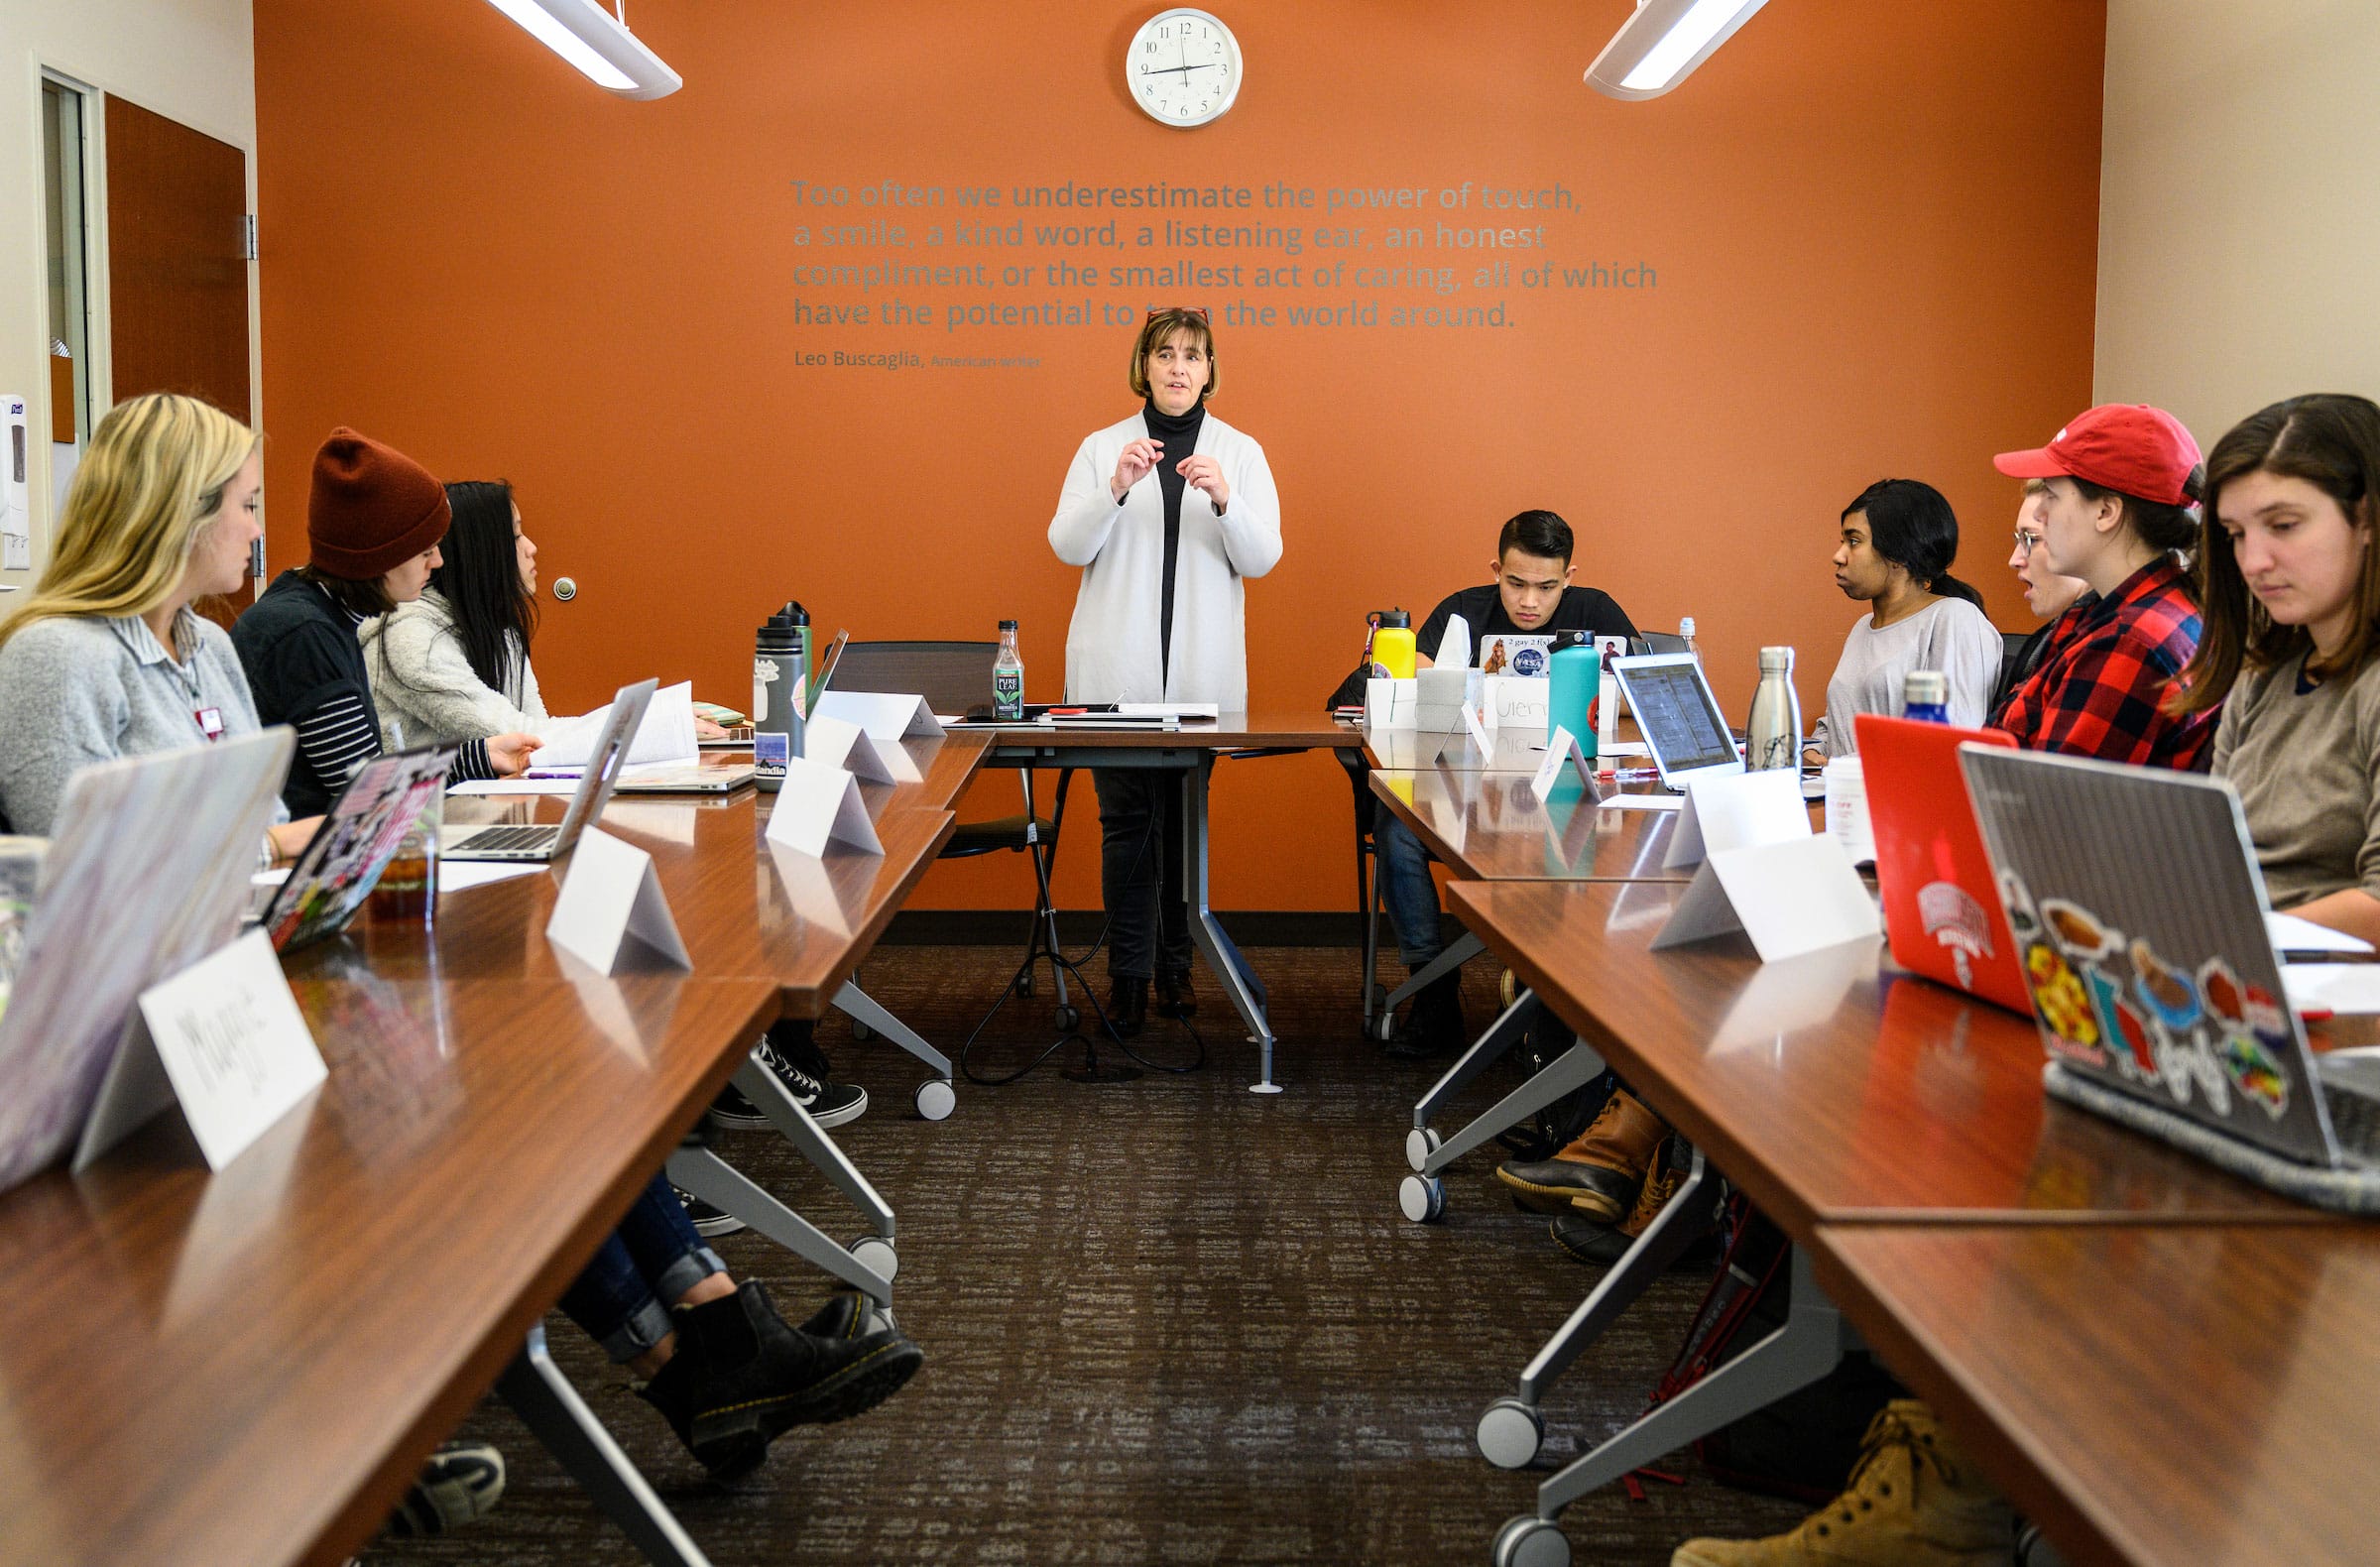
1047, 306, 1283, 1035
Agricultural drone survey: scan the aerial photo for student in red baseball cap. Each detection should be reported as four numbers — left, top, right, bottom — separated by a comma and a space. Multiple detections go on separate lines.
1987, 403, 2218, 769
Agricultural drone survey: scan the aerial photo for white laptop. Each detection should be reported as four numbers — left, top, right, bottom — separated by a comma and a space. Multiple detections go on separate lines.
442, 678, 655, 862
1608, 652, 1743, 791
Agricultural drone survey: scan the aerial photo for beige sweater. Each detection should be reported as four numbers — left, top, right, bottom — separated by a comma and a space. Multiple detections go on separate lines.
359, 590, 548, 749
2212, 650, 2380, 909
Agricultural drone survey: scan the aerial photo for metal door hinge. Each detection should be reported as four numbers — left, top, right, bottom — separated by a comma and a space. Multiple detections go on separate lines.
240, 214, 257, 261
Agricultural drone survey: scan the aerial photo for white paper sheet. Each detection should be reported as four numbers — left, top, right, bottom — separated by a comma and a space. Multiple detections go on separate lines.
2283, 963, 2380, 1014
1118, 702, 1221, 719
1599, 793, 1685, 812
438, 861, 544, 892
2268, 911, 2376, 956
532, 680, 698, 770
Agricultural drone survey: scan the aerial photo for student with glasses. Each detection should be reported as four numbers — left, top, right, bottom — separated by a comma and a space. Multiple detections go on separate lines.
1990, 490, 2094, 718
1988, 403, 2216, 768
1047, 305, 1283, 1034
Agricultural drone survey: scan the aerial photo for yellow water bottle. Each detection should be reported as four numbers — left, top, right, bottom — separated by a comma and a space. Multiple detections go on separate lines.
1369, 608, 1416, 679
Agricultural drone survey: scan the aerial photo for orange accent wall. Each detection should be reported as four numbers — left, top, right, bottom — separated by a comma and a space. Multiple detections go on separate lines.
252, 0, 2104, 911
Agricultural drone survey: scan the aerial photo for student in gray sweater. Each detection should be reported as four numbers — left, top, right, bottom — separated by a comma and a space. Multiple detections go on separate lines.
2180, 398, 2380, 947
2180, 393, 2380, 947
0, 394, 308, 851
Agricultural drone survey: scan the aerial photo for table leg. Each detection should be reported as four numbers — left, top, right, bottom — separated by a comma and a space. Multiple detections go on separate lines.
1182, 756, 1281, 1093
497, 1324, 714, 1567
666, 1144, 894, 1308
1412, 983, 1547, 1132
1423, 1036, 1606, 1179
731, 1053, 895, 1241
1380, 931, 1485, 1034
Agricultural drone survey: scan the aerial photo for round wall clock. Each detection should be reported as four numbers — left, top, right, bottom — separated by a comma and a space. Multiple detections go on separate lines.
1128, 9, 1243, 127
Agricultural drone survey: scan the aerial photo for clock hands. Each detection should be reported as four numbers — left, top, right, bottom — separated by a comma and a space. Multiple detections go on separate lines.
1137, 60, 1222, 79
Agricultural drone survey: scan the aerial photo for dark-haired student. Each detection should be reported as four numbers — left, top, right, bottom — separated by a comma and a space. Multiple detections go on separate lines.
2182, 393, 2380, 947
1803, 479, 2002, 762
362, 478, 549, 742
1375, 508, 1637, 1058
230, 429, 539, 815
1989, 403, 2217, 768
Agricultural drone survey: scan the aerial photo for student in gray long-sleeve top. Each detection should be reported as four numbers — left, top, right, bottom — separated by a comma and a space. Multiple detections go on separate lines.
0, 394, 304, 852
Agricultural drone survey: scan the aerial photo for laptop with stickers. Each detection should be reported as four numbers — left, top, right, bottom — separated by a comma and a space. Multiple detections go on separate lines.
253, 743, 457, 952
443, 678, 655, 863
1854, 714, 2029, 1016
1959, 745, 2380, 1197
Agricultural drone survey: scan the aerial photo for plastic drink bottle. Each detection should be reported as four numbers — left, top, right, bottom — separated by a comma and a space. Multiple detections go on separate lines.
1679, 616, 1700, 666
994, 620, 1024, 720
1745, 647, 1802, 771
1902, 668, 1951, 724
752, 601, 809, 791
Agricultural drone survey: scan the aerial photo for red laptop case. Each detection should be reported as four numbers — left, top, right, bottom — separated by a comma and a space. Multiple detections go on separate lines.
1854, 714, 2031, 1016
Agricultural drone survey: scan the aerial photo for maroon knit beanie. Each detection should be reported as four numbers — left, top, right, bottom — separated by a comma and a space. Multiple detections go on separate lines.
306, 427, 451, 579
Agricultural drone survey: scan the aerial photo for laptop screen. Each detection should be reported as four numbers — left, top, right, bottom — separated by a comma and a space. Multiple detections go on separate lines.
1614, 656, 1736, 779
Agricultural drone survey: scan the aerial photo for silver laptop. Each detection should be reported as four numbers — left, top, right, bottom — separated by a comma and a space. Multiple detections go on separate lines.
612, 755, 756, 794
1608, 652, 1743, 791
1959, 745, 2380, 1169
442, 678, 656, 862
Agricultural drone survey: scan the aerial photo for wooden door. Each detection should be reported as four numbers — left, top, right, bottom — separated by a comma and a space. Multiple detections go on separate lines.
104, 93, 255, 618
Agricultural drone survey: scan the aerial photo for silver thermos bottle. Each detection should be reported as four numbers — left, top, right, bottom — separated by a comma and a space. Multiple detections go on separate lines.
752, 601, 809, 792
1745, 646, 1802, 771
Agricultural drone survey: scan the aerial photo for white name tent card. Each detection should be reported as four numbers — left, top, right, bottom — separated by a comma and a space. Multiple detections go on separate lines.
1484, 675, 1552, 731
814, 689, 945, 741
73, 931, 326, 1173
764, 755, 886, 859
544, 827, 691, 974
1664, 767, 1810, 871
1527, 726, 1596, 803
1652, 769, 1880, 961
803, 714, 897, 783
1461, 700, 1495, 757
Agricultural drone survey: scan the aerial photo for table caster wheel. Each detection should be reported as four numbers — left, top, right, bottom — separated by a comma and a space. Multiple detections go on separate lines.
1055, 1004, 1080, 1033
1478, 1396, 1544, 1470
851, 1019, 874, 1042
914, 1079, 957, 1121
1371, 1010, 1397, 1043
1404, 1126, 1443, 1173
866, 1304, 899, 1337
850, 1235, 897, 1282
1398, 1174, 1445, 1224
1490, 1514, 1570, 1567
1014, 971, 1035, 997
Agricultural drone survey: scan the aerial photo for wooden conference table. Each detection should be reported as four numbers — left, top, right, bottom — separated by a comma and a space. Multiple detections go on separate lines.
1441, 876, 2354, 1567
0, 733, 994, 1567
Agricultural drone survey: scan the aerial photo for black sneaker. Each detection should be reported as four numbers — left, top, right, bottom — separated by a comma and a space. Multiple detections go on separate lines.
709, 1037, 867, 1130
635, 1281, 923, 1481
672, 1183, 747, 1238
385, 1441, 505, 1538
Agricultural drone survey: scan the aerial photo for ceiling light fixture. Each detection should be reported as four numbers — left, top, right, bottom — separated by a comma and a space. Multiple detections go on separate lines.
1585, 0, 1768, 100
482, 0, 682, 100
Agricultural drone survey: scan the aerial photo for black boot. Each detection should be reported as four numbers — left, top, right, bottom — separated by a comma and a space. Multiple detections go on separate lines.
1383, 969, 1466, 1061
1153, 966, 1197, 1019
1107, 975, 1149, 1037
636, 1281, 922, 1482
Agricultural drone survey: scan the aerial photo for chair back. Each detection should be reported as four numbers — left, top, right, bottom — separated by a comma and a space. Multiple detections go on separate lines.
834, 641, 1000, 715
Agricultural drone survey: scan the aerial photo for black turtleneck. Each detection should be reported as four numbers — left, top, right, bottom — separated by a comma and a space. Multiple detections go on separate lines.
1141, 398, 1206, 689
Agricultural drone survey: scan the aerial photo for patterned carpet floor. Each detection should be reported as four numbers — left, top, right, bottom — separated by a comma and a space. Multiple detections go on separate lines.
367, 945, 1814, 1566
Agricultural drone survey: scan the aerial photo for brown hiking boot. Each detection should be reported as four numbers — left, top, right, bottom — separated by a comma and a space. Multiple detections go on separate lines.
1550, 1141, 1693, 1266
1494, 1087, 1666, 1221
1671, 1398, 2013, 1567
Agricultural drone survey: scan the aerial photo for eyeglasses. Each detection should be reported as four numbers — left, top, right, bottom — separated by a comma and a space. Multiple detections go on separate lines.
2012, 529, 2044, 554
1144, 306, 1211, 322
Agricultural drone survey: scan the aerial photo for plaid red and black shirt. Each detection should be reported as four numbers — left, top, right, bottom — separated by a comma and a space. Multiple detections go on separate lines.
1992, 557, 2215, 770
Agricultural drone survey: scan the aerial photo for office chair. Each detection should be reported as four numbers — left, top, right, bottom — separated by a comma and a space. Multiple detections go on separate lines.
829, 641, 1082, 1069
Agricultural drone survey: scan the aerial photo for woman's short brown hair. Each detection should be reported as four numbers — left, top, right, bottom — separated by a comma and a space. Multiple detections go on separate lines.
1127, 307, 1218, 403
2172, 393, 2380, 714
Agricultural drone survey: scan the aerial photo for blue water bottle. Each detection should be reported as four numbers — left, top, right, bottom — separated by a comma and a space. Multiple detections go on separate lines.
1548, 643, 1600, 759
1903, 668, 1951, 724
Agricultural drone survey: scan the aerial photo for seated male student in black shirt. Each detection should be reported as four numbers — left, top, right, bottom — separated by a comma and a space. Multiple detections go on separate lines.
1378, 509, 1638, 1059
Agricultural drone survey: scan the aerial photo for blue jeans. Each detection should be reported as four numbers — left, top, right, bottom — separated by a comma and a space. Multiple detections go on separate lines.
557, 1172, 727, 1364
1376, 815, 1444, 971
